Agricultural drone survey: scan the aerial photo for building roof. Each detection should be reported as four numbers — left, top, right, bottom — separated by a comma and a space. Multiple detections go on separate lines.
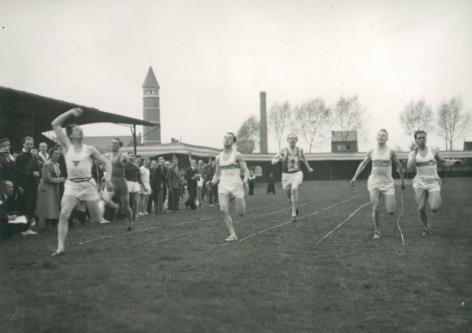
0, 85, 158, 150
331, 130, 357, 142
122, 141, 472, 161
0, 85, 158, 128
142, 66, 160, 89
83, 136, 134, 152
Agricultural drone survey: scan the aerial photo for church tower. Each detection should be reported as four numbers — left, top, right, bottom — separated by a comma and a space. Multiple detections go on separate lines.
142, 66, 161, 144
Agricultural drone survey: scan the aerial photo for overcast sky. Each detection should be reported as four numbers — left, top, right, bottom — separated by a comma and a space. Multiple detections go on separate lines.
1, 0, 471, 152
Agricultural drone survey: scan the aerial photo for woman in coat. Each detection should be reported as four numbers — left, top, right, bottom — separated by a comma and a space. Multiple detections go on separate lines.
35, 147, 65, 229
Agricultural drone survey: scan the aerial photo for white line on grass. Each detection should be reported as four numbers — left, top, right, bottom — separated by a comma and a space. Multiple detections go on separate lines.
77, 218, 212, 245
229, 195, 360, 244
396, 191, 406, 247
78, 198, 319, 246
314, 202, 370, 245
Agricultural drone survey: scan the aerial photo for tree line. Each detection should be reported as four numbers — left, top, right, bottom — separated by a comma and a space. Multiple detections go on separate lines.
235, 95, 471, 153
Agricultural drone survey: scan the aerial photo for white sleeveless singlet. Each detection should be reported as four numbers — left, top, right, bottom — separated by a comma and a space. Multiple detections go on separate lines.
413, 148, 440, 190
367, 147, 394, 192
65, 144, 93, 180
218, 150, 241, 185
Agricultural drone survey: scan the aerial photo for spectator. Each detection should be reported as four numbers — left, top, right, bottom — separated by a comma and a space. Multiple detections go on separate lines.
35, 146, 65, 230
204, 159, 218, 206
166, 157, 181, 212
15, 136, 40, 235
0, 180, 17, 239
185, 159, 199, 210
196, 158, 205, 207
0, 138, 20, 218
138, 157, 151, 216
150, 156, 167, 214
266, 172, 276, 194
147, 159, 158, 213
248, 171, 256, 195
125, 154, 143, 221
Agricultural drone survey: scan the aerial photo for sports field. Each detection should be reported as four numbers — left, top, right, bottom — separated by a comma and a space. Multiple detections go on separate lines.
1, 178, 471, 332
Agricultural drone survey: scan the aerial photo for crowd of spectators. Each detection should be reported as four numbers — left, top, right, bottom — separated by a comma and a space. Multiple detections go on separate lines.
0, 135, 222, 240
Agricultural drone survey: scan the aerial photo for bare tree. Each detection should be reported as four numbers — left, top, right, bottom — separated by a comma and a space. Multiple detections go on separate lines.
330, 96, 365, 141
399, 99, 434, 137
293, 98, 330, 153
437, 96, 471, 151
236, 115, 260, 153
268, 101, 291, 150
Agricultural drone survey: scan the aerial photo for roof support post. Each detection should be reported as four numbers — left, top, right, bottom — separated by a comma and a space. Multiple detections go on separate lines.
131, 124, 137, 156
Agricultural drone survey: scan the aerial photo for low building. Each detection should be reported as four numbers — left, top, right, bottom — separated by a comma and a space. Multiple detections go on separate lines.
331, 131, 358, 153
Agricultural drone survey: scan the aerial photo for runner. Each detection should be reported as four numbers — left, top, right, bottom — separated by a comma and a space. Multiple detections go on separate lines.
51, 108, 113, 255
406, 130, 461, 235
104, 138, 133, 231
351, 129, 405, 239
271, 133, 313, 222
212, 132, 249, 241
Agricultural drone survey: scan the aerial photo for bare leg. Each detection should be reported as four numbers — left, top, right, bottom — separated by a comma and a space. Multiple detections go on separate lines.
119, 192, 133, 231
85, 199, 101, 223
290, 186, 300, 220
54, 195, 79, 254
369, 190, 381, 237
384, 194, 396, 215
428, 191, 441, 212
235, 197, 246, 217
415, 189, 429, 233
218, 193, 237, 240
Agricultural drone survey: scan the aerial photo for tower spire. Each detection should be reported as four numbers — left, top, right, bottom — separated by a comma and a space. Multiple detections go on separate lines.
142, 66, 161, 144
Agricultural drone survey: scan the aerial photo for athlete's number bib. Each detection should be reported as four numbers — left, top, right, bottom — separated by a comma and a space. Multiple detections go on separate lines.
287, 155, 299, 172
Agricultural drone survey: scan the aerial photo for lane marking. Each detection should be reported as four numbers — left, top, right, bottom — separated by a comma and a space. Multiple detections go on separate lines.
235, 195, 359, 243
396, 191, 406, 247
315, 202, 370, 245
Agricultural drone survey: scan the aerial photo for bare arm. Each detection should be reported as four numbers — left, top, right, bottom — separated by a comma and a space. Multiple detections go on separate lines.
211, 156, 221, 185
271, 149, 286, 165
351, 152, 372, 185
435, 150, 462, 167
51, 108, 82, 149
89, 146, 113, 189
406, 150, 416, 170
391, 150, 405, 189
236, 152, 250, 182
300, 148, 313, 173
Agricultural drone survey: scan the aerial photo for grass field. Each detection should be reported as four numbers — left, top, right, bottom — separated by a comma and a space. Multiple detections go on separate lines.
1, 178, 471, 332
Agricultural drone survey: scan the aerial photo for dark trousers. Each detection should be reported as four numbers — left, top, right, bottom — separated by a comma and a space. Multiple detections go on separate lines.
266, 181, 275, 194
248, 181, 255, 195
148, 186, 165, 213
208, 184, 218, 204
185, 184, 197, 209
168, 188, 180, 211
18, 180, 38, 227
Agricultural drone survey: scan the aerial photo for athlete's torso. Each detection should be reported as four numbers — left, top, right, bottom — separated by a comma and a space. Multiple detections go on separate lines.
218, 150, 241, 183
108, 151, 125, 178
282, 147, 301, 173
370, 146, 393, 180
65, 144, 93, 180
414, 148, 439, 179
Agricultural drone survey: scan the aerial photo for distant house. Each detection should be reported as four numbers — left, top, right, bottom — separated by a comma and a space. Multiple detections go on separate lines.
464, 141, 472, 151
331, 131, 358, 153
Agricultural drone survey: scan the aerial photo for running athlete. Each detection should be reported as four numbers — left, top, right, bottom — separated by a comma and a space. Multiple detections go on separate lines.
351, 129, 405, 239
212, 132, 249, 241
51, 108, 113, 255
406, 130, 461, 235
271, 133, 313, 222
104, 138, 133, 231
